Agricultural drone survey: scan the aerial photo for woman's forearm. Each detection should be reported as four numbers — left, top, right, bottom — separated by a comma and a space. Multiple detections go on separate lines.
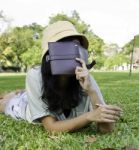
87, 75, 105, 109
42, 113, 91, 133
87, 76, 115, 133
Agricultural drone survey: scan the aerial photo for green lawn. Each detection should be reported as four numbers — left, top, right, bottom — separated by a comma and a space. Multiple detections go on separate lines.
0, 72, 139, 150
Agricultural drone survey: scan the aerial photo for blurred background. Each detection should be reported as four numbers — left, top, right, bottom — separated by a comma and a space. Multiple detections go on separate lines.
0, 0, 139, 73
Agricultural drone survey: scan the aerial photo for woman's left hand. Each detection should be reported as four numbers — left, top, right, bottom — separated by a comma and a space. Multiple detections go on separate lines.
75, 58, 92, 93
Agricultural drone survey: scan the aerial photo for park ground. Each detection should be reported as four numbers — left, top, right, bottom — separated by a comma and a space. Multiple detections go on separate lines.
0, 72, 139, 150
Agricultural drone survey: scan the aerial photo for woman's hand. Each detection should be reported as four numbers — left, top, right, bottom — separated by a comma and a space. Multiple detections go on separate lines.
86, 104, 122, 123
75, 58, 92, 92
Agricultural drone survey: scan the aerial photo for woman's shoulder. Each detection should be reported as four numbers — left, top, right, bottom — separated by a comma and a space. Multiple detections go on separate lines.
27, 65, 41, 75
26, 65, 42, 80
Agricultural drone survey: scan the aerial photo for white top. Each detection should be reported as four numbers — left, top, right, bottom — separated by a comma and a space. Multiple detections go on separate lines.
25, 66, 93, 123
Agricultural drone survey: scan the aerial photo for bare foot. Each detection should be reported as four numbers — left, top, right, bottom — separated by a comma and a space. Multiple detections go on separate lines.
0, 98, 11, 112
0, 89, 25, 100
0, 92, 16, 112
0, 89, 24, 112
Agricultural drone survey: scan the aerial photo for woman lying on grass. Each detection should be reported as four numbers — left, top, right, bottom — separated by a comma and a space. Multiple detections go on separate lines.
0, 21, 122, 133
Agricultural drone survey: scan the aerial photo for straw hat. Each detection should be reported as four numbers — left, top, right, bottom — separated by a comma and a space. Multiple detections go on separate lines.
42, 21, 89, 57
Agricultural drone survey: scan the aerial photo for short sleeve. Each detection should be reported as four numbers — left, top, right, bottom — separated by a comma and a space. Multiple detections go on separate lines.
69, 96, 93, 119
26, 66, 56, 122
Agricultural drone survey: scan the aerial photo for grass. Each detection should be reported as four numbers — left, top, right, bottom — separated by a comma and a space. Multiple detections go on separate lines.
0, 72, 139, 150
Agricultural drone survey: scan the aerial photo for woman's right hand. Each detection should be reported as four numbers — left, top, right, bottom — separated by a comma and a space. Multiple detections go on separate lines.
86, 104, 122, 123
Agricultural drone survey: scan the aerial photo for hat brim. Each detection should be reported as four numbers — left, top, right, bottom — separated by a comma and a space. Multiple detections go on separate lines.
42, 30, 89, 57
56, 34, 89, 49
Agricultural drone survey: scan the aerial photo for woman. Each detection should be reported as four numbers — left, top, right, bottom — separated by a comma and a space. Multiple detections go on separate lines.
0, 21, 122, 133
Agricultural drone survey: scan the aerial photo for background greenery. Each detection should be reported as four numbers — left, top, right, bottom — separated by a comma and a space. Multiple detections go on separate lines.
0, 72, 139, 150
0, 10, 139, 71
0, 9, 139, 150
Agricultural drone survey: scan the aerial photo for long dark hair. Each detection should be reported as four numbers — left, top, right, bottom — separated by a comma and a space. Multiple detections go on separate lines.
41, 52, 85, 114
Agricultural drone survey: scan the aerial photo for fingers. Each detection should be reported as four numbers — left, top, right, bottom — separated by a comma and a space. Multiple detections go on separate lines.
76, 58, 86, 69
98, 111, 120, 123
75, 66, 84, 73
104, 109, 121, 117
93, 104, 122, 123
75, 66, 88, 74
76, 71, 88, 78
102, 114, 119, 121
101, 119, 116, 123
105, 105, 123, 112
75, 66, 89, 81
75, 58, 89, 82
96, 104, 123, 112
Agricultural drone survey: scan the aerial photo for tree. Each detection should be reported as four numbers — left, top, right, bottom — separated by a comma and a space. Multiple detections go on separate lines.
103, 43, 120, 57
122, 35, 139, 66
49, 10, 104, 48
0, 23, 43, 71
7, 27, 34, 69
104, 53, 129, 69
49, 10, 105, 68
21, 46, 41, 71
0, 11, 105, 71
0, 32, 12, 70
0, 10, 12, 32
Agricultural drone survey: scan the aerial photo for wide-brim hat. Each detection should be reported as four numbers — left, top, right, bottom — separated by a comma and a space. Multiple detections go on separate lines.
42, 21, 89, 58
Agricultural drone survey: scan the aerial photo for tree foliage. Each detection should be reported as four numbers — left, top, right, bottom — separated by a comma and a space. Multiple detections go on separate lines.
122, 35, 139, 65
122, 35, 139, 55
1, 10, 138, 71
104, 53, 129, 69
0, 23, 43, 71
49, 10, 104, 56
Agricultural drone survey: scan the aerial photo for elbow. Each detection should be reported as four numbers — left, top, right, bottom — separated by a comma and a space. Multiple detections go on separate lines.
43, 122, 62, 133
41, 116, 76, 133
41, 116, 68, 133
